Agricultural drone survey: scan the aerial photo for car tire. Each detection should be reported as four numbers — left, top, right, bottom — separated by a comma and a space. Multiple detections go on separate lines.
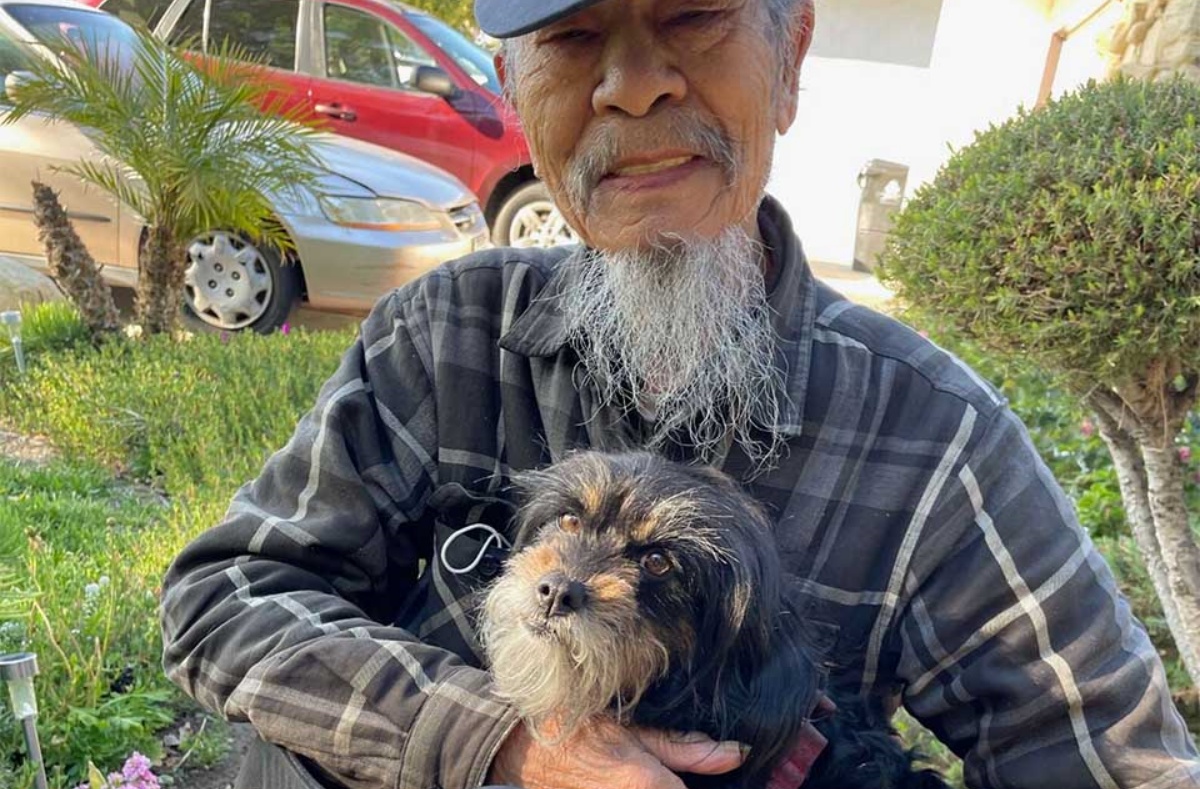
182, 231, 300, 333
492, 181, 578, 248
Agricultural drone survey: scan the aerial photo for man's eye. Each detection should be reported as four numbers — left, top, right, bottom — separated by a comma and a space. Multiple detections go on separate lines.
548, 28, 598, 44
667, 9, 724, 28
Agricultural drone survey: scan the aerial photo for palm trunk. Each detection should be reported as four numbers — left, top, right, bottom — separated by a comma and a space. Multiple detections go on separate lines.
31, 180, 121, 335
1089, 389, 1200, 684
136, 225, 186, 335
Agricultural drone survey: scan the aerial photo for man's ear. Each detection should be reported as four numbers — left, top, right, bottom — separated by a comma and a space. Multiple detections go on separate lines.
776, 0, 815, 134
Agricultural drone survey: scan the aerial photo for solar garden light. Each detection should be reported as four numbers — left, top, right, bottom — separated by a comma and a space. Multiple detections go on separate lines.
1, 652, 48, 789
0, 310, 25, 374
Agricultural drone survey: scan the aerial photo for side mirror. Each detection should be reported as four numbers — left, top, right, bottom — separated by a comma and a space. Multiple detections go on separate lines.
4, 70, 34, 101
414, 65, 457, 99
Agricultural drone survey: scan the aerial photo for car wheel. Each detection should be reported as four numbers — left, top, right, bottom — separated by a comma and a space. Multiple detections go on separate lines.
183, 231, 300, 333
492, 181, 578, 248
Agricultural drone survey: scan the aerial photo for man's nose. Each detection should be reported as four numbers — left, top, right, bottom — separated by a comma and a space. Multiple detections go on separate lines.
592, 32, 686, 117
536, 573, 589, 617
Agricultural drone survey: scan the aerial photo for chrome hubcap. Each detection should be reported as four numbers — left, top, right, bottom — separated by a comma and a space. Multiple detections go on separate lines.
184, 233, 273, 330
509, 200, 577, 248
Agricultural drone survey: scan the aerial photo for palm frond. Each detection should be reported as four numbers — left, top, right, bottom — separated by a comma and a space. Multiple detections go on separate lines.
61, 159, 155, 225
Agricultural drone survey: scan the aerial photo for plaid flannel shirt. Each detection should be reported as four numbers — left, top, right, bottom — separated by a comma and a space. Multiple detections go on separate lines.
161, 197, 1199, 789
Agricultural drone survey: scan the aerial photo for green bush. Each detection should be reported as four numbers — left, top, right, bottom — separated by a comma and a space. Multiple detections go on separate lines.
879, 75, 1200, 394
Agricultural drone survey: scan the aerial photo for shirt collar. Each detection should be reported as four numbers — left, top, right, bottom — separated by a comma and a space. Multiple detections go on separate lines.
499, 195, 816, 437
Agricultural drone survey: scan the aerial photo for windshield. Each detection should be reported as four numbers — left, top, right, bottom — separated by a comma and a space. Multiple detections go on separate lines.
8, 3, 139, 72
407, 12, 500, 96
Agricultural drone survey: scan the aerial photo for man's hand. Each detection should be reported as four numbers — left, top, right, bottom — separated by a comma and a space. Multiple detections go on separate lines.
488, 717, 747, 789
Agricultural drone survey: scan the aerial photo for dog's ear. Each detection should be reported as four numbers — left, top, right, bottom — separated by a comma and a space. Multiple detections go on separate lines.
676, 479, 824, 789
713, 604, 824, 788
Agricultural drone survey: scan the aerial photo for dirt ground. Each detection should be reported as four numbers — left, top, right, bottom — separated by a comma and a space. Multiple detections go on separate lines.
167, 721, 256, 789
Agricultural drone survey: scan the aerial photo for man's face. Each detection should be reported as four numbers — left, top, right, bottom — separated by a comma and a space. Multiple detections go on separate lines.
501, 0, 810, 251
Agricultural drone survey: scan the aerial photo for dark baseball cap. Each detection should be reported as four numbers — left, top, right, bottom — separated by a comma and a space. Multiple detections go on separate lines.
475, 0, 607, 38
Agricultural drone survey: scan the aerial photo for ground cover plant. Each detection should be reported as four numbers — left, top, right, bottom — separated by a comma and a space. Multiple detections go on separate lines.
0, 301, 1195, 786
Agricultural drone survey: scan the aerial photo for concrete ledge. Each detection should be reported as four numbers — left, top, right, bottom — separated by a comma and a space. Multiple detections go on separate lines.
0, 254, 63, 313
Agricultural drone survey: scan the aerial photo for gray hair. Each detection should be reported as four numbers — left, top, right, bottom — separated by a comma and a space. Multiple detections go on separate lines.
501, 0, 808, 102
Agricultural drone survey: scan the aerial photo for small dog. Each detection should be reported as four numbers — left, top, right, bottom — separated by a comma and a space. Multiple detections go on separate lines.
481, 451, 949, 789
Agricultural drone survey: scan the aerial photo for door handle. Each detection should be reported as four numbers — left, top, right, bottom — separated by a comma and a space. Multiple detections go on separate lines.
314, 103, 357, 122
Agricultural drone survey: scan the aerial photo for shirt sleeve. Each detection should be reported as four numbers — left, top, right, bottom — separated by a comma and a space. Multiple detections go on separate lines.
160, 288, 519, 789
893, 407, 1200, 789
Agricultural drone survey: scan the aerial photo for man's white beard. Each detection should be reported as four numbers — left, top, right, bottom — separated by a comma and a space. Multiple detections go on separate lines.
562, 227, 785, 469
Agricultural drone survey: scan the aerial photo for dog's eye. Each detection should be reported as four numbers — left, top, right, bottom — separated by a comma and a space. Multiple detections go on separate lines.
558, 513, 582, 533
640, 551, 672, 577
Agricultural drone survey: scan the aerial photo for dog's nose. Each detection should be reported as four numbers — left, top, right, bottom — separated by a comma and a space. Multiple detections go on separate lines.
536, 573, 588, 617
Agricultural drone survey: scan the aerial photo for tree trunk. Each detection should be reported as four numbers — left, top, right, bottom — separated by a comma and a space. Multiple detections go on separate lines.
1094, 386, 1200, 681
1141, 443, 1200, 679
1089, 395, 1200, 682
30, 180, 121, 335
136, 225, 186, 335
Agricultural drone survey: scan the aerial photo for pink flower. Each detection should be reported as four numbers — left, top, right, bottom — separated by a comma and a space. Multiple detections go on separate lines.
1080, 418, 1096, 438
122, 753, 157, 785
1178, 446, 1193, 464
219, 331, 230, 344
280, 322, 291, 336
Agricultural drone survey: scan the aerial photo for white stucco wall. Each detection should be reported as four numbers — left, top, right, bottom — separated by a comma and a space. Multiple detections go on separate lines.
771, 0, 1118, 267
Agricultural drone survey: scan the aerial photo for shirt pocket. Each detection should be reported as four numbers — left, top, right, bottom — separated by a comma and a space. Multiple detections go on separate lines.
393, 483, 517, 665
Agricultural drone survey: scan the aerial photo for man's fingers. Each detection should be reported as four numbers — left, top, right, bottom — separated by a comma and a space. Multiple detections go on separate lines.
633, 728, 747, 776
621, 760, 691, 789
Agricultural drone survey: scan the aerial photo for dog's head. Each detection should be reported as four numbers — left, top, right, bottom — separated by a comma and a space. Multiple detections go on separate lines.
481, 451, 821, 784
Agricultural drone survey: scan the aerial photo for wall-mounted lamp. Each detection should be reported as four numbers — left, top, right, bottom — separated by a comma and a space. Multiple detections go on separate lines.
1, 652, 48, 789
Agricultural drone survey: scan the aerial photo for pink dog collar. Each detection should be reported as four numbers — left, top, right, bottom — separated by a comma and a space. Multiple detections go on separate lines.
765, 721, 828, 789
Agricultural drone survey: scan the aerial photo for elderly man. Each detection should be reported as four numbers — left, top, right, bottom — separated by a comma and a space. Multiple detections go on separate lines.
160, 1, 1200, 788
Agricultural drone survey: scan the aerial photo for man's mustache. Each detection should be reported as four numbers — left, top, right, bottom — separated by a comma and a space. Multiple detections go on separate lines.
564, 111, 739, 203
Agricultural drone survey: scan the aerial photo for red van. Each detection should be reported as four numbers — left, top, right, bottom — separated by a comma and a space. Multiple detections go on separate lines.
90, 0, 575, 248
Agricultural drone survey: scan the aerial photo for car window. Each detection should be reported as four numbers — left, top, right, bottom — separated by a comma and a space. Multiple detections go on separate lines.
407, 12, 500, 95
97, 0, 172, 31
323, 3, 434, 91
169, 0, 298, 70
8, 4, 138, 74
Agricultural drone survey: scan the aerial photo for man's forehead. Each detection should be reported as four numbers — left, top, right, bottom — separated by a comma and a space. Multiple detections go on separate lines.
474, 0, 607, 39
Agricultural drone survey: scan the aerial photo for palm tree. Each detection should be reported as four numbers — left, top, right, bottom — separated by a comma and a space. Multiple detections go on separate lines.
5, 26, 322, 335
32, 180, 122, 336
